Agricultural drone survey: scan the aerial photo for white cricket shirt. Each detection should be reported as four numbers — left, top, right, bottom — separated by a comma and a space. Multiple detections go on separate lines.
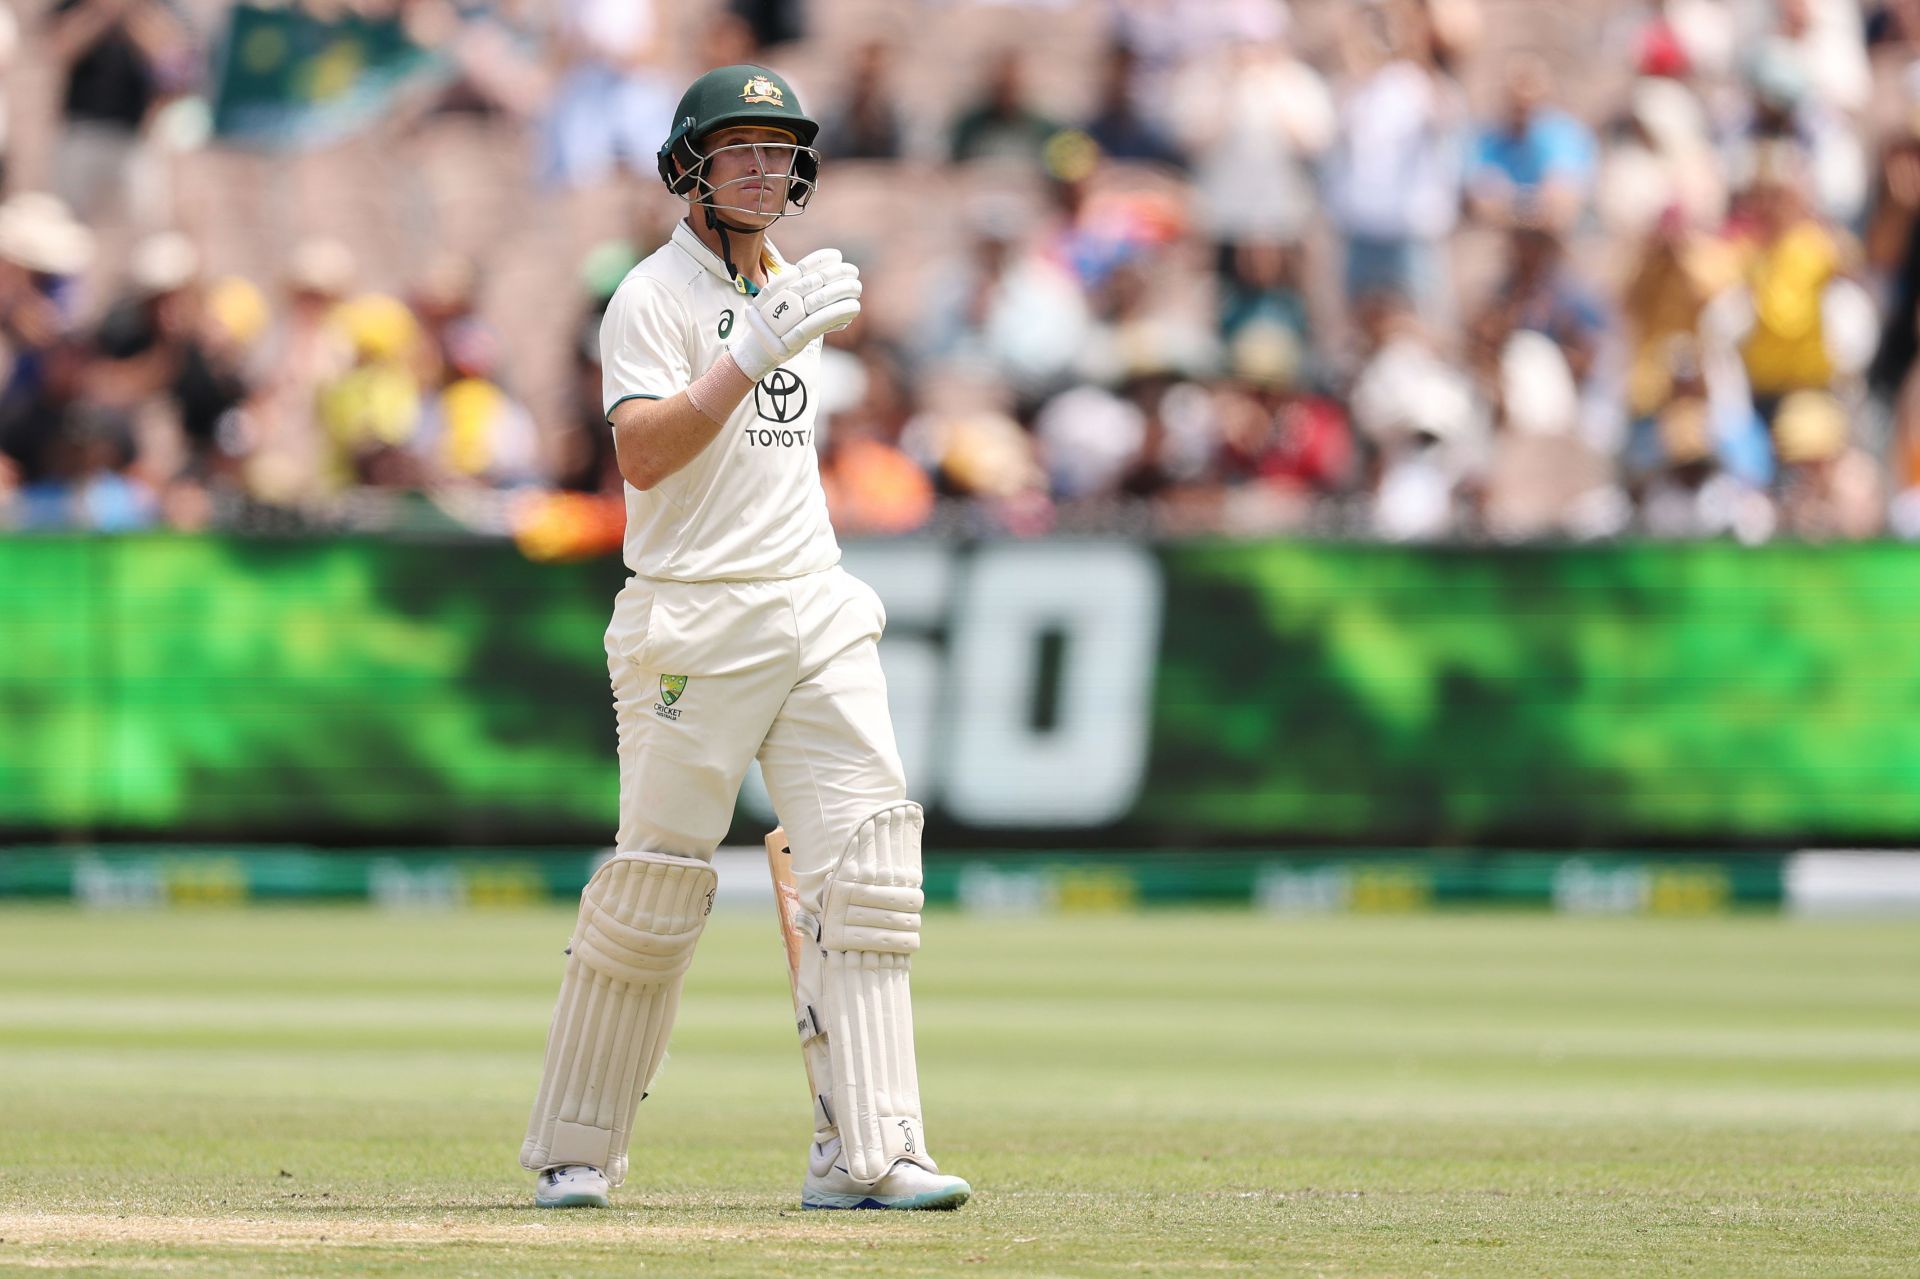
601, 220, 840, 582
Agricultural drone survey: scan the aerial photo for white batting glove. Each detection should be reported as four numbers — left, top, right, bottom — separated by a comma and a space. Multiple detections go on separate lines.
727, 248, 863, 383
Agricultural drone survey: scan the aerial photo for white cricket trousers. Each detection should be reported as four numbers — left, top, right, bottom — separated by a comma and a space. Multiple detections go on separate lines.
604, 564, 907, 914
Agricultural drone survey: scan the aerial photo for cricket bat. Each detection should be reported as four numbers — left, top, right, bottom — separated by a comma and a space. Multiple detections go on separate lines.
764, 826, 824, 1108
764, 826, 806, 987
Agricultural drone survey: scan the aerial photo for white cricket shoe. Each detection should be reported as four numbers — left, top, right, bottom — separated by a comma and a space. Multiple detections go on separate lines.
801, 1137, 971, 1210
535, 1163, 610, 1208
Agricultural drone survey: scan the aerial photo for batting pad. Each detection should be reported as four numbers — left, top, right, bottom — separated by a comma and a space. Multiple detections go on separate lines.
814, 803, 935, 1183
520, 852, 715, 1185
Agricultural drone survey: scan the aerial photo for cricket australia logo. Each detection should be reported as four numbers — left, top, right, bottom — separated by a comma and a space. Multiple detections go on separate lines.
755, 368, 808, 423
654, 674, 689, 721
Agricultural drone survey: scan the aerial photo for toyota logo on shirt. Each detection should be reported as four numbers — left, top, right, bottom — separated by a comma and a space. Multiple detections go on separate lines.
755, 368, 808, 423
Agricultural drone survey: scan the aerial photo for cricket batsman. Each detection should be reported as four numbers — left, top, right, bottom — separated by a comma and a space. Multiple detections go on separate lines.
518, 64, 971, 1213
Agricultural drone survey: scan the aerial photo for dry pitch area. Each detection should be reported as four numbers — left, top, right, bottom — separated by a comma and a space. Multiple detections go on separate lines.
0, 904, 1916, 1277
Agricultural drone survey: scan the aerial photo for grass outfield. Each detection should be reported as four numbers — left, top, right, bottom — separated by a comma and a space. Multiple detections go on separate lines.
0, 906, 1915, 1277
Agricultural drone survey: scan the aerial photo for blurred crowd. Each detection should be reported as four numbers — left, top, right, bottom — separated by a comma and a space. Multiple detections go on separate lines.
8, 0, 1920, 545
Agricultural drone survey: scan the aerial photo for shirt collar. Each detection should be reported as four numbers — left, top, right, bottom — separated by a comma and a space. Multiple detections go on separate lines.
671, 219, 788, 295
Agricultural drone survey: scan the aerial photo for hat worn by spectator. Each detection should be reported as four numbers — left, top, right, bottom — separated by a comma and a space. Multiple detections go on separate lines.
0, 192, 94, 276
335, 294, 419, 363
1500, 330, 1579, 436
936, 410, 1042, 497
1656, 397, 1713, 467
1638, 20, 1692, 79
287, 238, 357, 298
130, 231, 199, 295
208, 276, 270, 348
1773, 390, 1848, 465
1228, 322, 1302, 391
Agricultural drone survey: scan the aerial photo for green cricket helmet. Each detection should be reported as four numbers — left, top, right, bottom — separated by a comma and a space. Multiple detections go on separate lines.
656, 65, 821, 213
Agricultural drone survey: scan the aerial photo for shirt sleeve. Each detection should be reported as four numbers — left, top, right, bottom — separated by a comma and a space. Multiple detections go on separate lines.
601, 277, 693, 418
1288, 67, 1337, 154
1539, 114, 1597, 188
1468, 128, 1507, 187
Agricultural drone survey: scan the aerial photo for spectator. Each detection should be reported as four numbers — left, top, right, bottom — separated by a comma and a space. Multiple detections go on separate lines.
1468, 53, 1599, 232
1619, 210, 1741, 473
818, 41, 906, 161
316, 294, 426, 490
729, 0, 807, 50
1871, 140, 1920, 491
0, 338, 91, 516
1323, 0, 1466, 327
1469, 225, 1614, 429
538, 0, 675, 190
920, 203, 1091, 409
1728, 146, 1853, 428
66, 402, 155, 530
1216, 325, 1355, 500
1081, 43, 1186, 169
1171, 3, 1334, 251
188, 273, 273, 500
1634, 3, 1696, 81
1868, 0, 1920, 53
415, 318, 544, 489
1866, 0, 1920, 65
694, 10, 761, 69
1118, 371, 1225, 515
901, 403, 1048, 534
1217, 239, 1312, 370
407, 252, 484, 391
0, 194, 94, 496
552, 241, 638, 496
949, 50, 1063, 168
1080, 246, 1216, 387
1104, 0, 1259, 88
246, 239, 356, 506
821, 347, 935, 535
1481, 329, 1623, 540
1596, 77, 1726, 239
1733, 33, 1869, 224
1638, 392, 1776, 540
1766, 0, 1871, 118
1348, 295, 1488, 540
88, 232, 250, 489
1656, 0, 1739, 82
822, 421, 937, 532
44, 0, 192, 224
1773, 388, 1884, 537
1039, 139, 1192, 298
1422, 0, 1486, 76
0, 193, 92, 348
1035, 381, 1146, 500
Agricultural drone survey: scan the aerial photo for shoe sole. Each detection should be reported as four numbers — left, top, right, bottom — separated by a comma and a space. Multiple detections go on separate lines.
535, 1191, 609, 1209
803, 1185, 971, 1211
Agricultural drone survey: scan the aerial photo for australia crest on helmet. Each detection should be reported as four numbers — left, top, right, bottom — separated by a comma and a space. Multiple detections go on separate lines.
741, 74, 785, 106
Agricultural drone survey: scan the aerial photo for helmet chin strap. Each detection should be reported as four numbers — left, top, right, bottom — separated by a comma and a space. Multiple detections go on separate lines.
703, 202, 771, 295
